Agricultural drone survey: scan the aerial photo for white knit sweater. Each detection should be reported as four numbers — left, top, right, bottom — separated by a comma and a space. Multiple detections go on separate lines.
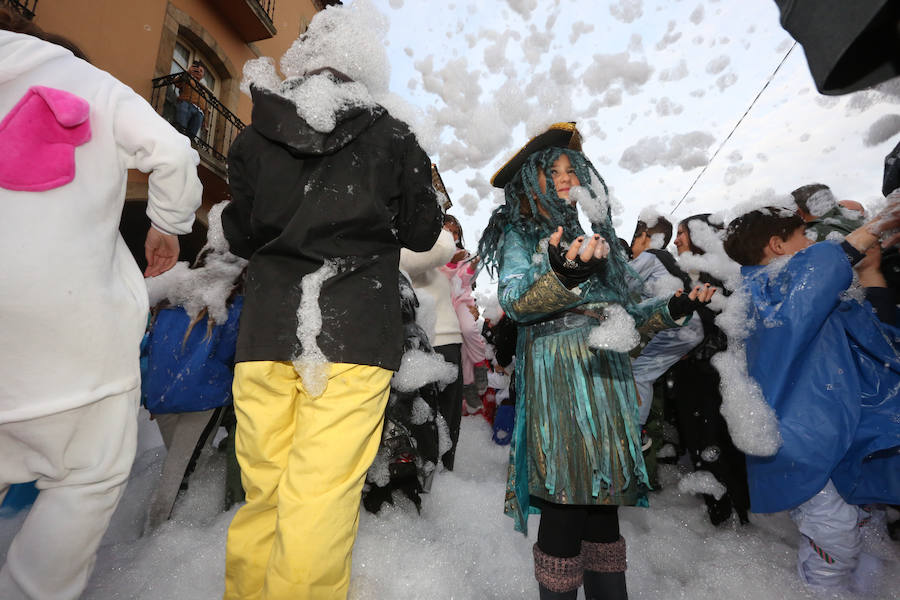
400, 229, 463, 347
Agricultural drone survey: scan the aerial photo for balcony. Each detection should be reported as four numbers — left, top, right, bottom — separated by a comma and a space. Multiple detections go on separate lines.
150, 73, 245, 177
210, 0, 276, 42
2, 0, 37, 19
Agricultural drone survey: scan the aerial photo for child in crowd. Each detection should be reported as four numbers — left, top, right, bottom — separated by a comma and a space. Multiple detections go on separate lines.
667, 214, 750, 526
789, 183, 865, 241
363, 273, 447, 513
627, 215, 703, 439
723, 202, 900, 593
477, 122, 715, 600
440, 215, 490, 413
400, 228, 465, 470
142, 245, 246, 530
481, 310, 518, 444
0, 11, 201, 599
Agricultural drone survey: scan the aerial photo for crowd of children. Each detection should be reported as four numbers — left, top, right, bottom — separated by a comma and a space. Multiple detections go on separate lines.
2, 4, 900, 600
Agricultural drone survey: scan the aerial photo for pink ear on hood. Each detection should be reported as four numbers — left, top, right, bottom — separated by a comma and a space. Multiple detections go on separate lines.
0, 86, 92, 192
31, 85, 91, 127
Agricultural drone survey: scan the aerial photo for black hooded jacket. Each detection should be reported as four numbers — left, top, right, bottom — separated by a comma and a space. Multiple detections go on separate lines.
222, 85, 442, 370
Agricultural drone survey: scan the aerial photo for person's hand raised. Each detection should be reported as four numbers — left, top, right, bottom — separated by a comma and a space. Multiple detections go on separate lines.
547, 226, 608, 288
451, 248, 468, 263
667, 283, 717, 319
868, 191, 900, 247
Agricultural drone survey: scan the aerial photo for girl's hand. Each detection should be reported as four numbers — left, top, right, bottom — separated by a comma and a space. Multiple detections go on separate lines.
668, 283, 717, 319
548, 226, 608, 288
549, 227, 609, 261
687, 283, 717, 303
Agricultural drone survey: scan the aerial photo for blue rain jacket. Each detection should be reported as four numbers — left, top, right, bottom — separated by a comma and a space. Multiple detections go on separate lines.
741, 242, 900, 513
142, 296, 242, 414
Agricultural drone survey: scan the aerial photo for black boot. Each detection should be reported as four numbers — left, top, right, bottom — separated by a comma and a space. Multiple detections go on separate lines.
583, 571, 627, 600
581, 537, 628, 600
533, 543, 582, 600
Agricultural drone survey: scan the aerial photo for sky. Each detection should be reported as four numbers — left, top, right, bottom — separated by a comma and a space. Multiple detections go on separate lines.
360, 0, 900, 274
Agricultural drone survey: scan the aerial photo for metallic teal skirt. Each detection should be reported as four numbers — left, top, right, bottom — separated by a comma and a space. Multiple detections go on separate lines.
504, 311, 650, 534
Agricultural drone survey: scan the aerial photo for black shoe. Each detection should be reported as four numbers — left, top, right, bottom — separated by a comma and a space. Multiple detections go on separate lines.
583, 571, 627, 600
705, 494, 733, 527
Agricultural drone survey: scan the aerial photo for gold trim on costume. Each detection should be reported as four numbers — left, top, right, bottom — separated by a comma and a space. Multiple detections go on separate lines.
511, 271, 581, 316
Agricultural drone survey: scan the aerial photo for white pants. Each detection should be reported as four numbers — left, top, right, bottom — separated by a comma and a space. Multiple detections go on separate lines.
790, 480, 862, 591
632, 316, 704, 425
0, 390, 138, 600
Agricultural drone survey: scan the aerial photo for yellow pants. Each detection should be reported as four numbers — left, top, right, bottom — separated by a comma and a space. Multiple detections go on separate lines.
224, 361, 392, 600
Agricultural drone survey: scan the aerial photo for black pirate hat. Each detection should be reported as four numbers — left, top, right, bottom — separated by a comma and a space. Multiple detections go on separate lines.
490, 122, 582, 188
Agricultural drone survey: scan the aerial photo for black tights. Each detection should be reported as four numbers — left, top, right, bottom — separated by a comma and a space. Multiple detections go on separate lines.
536, 502, 620, 558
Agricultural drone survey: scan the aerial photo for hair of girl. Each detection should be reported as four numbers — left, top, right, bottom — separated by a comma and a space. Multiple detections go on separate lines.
477, 147, 634, 306
679, 213, 722, 255
443, 213, 464, 248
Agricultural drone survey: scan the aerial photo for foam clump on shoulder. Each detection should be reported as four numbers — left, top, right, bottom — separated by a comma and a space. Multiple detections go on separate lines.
240, 56, 281, 95
280, 74, 375, 133
281, 0, 390, 95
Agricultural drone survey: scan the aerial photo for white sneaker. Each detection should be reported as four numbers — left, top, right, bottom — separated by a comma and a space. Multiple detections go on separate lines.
641, 429, 652, 452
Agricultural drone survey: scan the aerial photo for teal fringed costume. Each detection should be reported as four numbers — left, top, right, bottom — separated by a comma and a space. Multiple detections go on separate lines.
478, 146, 682, 534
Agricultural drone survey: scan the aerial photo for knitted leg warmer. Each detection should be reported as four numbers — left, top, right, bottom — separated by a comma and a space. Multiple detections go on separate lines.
533, 543, 584, 593
581, 536, 627, 573
582, 537, 628, 600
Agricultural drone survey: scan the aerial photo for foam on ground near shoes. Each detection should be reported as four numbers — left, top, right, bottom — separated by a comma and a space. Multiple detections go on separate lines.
2, 417, 897, 599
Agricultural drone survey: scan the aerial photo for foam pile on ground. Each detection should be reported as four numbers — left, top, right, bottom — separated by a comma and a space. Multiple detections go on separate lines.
16, 417, 891, 599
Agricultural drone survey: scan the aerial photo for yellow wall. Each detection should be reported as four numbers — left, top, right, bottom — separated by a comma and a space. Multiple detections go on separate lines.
33, 1, 168, 100
32, 0, 320, 123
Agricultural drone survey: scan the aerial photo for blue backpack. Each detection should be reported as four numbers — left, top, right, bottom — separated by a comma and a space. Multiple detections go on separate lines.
142, 296, 242, 414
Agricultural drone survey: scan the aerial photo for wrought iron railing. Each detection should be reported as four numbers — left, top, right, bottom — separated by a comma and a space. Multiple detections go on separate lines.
150, 72, 244, 167
2, 0, 37, 19
253, 0, 275, 22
